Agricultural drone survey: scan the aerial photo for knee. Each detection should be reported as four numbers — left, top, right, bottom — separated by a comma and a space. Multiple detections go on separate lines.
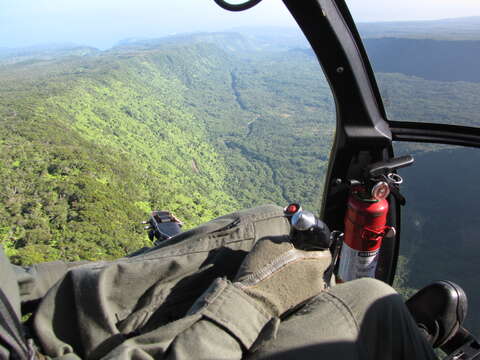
351, 278, 398, 301
331, 277, 404, 321
237, 204, 285, 219
349, 278, 407, 323
249, 205, 290, 239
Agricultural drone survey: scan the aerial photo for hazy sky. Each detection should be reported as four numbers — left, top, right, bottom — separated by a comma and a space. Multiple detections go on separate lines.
1, 0, 479, 49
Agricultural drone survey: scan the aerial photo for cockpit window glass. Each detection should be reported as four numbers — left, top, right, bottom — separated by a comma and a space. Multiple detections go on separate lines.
346, 1, 480, 126
393, 141, 480, 335
0, 1, 335, 264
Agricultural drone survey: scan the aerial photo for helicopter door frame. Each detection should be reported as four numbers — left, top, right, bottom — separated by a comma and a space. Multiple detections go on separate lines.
390, 121, 480, 148
282, 0, 480, 284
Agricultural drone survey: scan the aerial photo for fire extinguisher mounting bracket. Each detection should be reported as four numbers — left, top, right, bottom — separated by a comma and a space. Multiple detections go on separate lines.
364, 155, 414, 178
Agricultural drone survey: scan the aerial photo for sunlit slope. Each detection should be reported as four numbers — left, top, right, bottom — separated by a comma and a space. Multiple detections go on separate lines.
0, 40, 335, 264
0, 44, 240, 264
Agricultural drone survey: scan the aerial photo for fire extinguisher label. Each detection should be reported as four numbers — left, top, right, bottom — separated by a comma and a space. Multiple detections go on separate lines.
338, 242, 379, 281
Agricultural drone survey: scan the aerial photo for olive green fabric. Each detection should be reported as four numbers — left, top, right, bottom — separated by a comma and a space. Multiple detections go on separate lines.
0, 248, 21, 321
0, 248, 24, 360
0, 204, 438, 359
32, 205, 290, 359
249, 278, 438, 360
187, 278, 272, 349
14, 260, 89, 313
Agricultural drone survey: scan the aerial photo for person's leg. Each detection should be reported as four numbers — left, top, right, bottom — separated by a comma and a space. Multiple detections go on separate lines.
33, 204, 292, 359
249, 278, 437, 360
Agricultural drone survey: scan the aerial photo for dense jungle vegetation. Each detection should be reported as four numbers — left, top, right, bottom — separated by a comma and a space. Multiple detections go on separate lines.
0, 33, 335, 264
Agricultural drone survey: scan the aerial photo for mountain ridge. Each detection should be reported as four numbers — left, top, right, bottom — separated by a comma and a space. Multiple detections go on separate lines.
3, 15, 480, 61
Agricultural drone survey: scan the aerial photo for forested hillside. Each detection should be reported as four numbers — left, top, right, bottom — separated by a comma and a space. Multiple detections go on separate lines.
0, 43, 239, 263
0, 34, 335, 264
2, 30, 480, 266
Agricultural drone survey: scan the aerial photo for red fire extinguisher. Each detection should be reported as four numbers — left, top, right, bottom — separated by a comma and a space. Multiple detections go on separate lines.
337, 182, 391, 281
337, 155, 414, 282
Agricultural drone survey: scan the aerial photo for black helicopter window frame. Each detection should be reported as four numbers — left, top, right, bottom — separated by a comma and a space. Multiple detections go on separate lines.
282, 0, 480, 285
284, 0, 480, 149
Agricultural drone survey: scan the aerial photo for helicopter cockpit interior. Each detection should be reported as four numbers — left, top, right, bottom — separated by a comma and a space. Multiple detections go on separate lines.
1, 0, 480, 358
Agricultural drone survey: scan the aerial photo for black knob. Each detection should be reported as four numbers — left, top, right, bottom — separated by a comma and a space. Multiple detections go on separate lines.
290, 210, 331, 250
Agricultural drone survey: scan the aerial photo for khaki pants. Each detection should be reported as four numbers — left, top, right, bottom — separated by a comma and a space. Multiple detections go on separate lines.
0, 205, 436, 359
